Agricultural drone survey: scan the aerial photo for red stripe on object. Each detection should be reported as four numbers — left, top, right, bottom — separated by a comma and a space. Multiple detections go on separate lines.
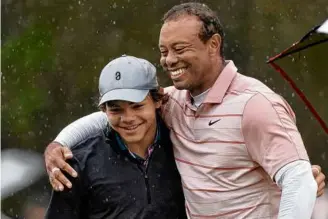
269, 62, 328, 134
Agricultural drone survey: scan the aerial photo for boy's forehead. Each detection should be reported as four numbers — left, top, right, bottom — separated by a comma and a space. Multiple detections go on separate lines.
106, 94, 151, 107
107, 100, 132, 106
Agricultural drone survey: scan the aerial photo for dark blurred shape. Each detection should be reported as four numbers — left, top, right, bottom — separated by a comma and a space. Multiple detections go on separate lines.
21, 190, 50, 219
268, 19, 328, 134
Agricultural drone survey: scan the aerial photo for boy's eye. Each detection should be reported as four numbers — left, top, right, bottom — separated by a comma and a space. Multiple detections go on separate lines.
132, 104, 143, 109
109, 108, 122, 113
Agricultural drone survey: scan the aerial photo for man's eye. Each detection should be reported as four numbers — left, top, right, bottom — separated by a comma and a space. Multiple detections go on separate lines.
160, 51, 168, 56
175, 47, 185, 53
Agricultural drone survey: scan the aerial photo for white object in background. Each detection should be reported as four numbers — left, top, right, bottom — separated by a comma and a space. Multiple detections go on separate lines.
1, 148, 45, 199
1, 148, 46, 218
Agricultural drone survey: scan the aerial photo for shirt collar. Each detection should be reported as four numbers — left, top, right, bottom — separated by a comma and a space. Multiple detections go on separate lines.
203, 60, 238, 104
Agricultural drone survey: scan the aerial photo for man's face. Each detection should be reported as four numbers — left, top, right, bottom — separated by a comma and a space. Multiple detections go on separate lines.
105, 95, 161, 146
159, 15, 217, 96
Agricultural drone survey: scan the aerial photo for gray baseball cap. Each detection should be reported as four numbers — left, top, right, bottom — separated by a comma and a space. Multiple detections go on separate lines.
98, 55, 159, 106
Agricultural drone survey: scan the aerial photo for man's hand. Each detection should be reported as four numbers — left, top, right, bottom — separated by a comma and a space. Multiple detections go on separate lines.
312, 165, 326, 197
44, 142, 77, 191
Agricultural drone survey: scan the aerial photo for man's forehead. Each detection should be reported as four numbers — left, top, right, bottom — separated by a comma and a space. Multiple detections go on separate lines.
159, 16, 202, 44
161, 15, 201, 31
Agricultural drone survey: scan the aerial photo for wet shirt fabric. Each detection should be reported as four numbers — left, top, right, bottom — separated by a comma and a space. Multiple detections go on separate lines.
45, 117, 186, 219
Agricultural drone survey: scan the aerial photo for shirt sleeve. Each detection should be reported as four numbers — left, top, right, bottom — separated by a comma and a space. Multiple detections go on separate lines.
242, 93, 309, 179
45, 160, 84, 219
54, 111, 108, 148
275, 160, 317, 219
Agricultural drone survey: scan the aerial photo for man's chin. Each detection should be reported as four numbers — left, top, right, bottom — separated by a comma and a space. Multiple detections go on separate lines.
173, 83, 190, 91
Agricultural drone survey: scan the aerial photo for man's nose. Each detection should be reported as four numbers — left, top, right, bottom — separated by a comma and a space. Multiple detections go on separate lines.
165, 52, 178, 67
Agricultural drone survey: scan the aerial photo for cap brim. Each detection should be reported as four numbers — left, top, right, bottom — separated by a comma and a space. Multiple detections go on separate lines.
99, 89, 149, 106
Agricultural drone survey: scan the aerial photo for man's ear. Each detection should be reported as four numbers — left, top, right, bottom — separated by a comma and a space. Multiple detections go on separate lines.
208, 33, 221, 56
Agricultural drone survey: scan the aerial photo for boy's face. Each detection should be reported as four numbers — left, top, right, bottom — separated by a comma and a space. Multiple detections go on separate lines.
105, 95, 161, 146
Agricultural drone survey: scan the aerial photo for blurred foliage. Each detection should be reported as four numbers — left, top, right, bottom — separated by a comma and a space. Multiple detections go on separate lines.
1, 0, 328, 217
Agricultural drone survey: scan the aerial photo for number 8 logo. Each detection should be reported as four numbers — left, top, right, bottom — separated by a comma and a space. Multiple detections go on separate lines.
115, 71, 121, 80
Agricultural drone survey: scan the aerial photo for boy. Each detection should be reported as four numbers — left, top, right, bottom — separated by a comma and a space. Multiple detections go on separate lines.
45, 55, 186, 219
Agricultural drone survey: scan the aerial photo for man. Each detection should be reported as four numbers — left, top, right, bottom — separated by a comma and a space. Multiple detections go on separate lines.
45, 3, 326, 219
45, 55, 186, 218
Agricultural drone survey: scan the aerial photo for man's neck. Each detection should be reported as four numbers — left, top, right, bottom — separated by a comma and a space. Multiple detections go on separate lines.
190, 58, 225, 96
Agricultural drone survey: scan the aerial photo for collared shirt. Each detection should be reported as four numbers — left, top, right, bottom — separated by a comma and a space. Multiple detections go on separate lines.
162, 60, 309, 218
115, 123, 160, 166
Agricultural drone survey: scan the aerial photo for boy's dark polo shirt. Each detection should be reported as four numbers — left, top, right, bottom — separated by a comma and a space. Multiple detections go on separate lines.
46, 119, 186, 219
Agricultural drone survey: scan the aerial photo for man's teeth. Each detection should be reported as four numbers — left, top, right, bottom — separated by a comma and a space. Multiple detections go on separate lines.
171, 68, 185, 76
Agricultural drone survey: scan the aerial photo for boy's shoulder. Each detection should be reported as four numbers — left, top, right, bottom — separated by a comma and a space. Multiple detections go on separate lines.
69, 131, 106, 165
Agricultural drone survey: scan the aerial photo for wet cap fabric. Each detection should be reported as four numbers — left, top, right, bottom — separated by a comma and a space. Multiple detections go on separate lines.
98, 55, 158, 106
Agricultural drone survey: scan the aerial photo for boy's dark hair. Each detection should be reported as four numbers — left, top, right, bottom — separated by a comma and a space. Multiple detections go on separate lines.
162, 2, 225, 58
99, 88, 163, 111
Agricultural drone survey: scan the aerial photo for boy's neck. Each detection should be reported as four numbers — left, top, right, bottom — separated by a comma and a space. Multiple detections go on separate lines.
125, 124, 157, 159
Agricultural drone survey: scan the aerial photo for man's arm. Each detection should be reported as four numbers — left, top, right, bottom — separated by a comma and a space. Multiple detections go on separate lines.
242, 93, 317, 218
274, 160, 317, 219
45, 161, 83, 219
45, 111, 107, 191
54, 111, 107, 147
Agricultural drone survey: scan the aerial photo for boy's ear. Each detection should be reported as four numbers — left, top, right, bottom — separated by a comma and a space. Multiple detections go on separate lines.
158, 87, 164, 96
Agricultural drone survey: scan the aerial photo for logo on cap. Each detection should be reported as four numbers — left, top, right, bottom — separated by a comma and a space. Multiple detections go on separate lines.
115, 71, 121, 80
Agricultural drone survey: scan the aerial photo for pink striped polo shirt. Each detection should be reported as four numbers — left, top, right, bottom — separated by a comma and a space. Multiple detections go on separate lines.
162, 61, 309, 218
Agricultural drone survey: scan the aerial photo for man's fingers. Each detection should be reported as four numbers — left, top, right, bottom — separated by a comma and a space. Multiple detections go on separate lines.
317, 190, 324, 197
316, 174, 326, 197
318, 181, 326, 192
312, 165, 321, 177
52, 167, 73, 189
61, 147, 73, 159
57, 157, 77, 178
50, 176, 65, 191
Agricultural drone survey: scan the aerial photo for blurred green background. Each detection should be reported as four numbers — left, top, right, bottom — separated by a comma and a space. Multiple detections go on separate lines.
2, 0, 328, 218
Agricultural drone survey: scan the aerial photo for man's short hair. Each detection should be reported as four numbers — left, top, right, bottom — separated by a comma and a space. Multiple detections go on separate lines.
162, 2, 225, 57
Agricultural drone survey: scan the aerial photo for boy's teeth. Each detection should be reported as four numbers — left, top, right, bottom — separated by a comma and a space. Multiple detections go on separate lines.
126, 125, 138, 130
